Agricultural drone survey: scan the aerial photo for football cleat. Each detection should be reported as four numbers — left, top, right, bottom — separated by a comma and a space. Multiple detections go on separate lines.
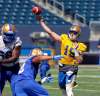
41, 77, 48, 84
72, 81, 78, 88
47, 73, 53, 83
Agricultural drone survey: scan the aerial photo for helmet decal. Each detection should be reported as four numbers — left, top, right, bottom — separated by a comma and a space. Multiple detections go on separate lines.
68, 25, 81, 38
1, 24, 16, 33
1, 24, 16, 43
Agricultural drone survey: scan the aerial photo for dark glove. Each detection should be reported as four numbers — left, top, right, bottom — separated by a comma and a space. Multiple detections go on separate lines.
36, 15, 44, 22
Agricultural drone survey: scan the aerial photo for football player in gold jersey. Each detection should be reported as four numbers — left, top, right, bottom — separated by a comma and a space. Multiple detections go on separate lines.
36, 16, 87, 96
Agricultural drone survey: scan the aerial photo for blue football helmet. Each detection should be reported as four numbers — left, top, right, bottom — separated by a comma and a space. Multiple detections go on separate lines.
1, 24, 16, 43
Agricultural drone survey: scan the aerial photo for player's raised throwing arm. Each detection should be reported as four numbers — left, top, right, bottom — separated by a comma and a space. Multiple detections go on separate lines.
34, 14, 61, 42
32, 7, 61, 42
40, 20, 61, 42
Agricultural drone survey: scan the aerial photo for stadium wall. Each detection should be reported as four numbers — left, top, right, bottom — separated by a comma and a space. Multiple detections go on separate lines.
8, 25, 90, 48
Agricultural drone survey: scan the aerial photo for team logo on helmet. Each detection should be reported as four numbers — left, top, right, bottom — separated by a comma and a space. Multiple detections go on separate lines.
1, 24, 16, 33
70, 25, 81, 33
69, 25, 81, 37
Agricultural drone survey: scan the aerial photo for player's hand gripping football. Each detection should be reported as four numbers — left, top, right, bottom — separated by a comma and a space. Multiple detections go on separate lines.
32, 6, 42, 15
36, 15, 43, 21
32, 6, 43, 21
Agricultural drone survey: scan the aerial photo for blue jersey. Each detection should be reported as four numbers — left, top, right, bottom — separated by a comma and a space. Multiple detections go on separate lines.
15, 56, 49, 96
17, 56, 39, 80
41, 60, 48, 65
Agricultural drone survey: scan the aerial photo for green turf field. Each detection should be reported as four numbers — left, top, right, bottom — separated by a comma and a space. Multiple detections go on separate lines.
2, 65, 100, 96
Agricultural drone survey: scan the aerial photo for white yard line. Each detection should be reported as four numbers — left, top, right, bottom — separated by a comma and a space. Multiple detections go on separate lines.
5, 84, 100, 93
52, 74, 100, 78
78, 81, 100, 84
74, 89, 100, 93
51, 69, 100, 72
79, 65, 100, 68
51, 80, 100, 84
77, 75, 100, 78
45, 86, 100, 93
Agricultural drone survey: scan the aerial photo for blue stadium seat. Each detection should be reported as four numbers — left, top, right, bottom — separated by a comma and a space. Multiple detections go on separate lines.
57, 0, 100, 21
21, 49, 32, 56
0, 0, 68, 25
2, 0, 99, 24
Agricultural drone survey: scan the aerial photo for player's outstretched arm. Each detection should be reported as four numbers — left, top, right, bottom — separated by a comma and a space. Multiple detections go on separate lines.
32, 55, 63, 63
36, 15, 61, 42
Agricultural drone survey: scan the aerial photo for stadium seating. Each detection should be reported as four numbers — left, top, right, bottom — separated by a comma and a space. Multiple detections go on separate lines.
0, 0, 100, 24
57, 0, 100, 21
0, 0, 68, 25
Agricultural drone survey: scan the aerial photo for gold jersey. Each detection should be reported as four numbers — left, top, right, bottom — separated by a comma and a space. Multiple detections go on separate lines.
59, 34, 87, 65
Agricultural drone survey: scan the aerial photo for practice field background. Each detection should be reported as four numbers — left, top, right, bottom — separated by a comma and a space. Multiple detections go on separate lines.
2, 65, 100, 96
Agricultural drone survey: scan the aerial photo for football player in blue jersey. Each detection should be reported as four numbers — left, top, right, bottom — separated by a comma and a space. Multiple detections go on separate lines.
14, 48, 63, 96
0, 24, 22, 96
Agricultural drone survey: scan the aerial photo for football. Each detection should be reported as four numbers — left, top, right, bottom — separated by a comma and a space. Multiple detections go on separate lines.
32, 6, 42, 15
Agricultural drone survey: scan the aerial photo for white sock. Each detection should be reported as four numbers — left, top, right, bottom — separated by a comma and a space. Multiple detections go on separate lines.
66, 84, 74, 96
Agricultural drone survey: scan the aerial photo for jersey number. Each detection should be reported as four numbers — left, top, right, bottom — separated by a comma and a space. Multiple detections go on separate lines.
64, 45, 73, 55
18, 63, 25, 74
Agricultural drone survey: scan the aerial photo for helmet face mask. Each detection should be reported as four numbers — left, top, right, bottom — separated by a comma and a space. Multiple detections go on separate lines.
69, 31, 80, 37
1, 24, 16, 43
3, 32, 15, 43
69, 33, 78, 41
